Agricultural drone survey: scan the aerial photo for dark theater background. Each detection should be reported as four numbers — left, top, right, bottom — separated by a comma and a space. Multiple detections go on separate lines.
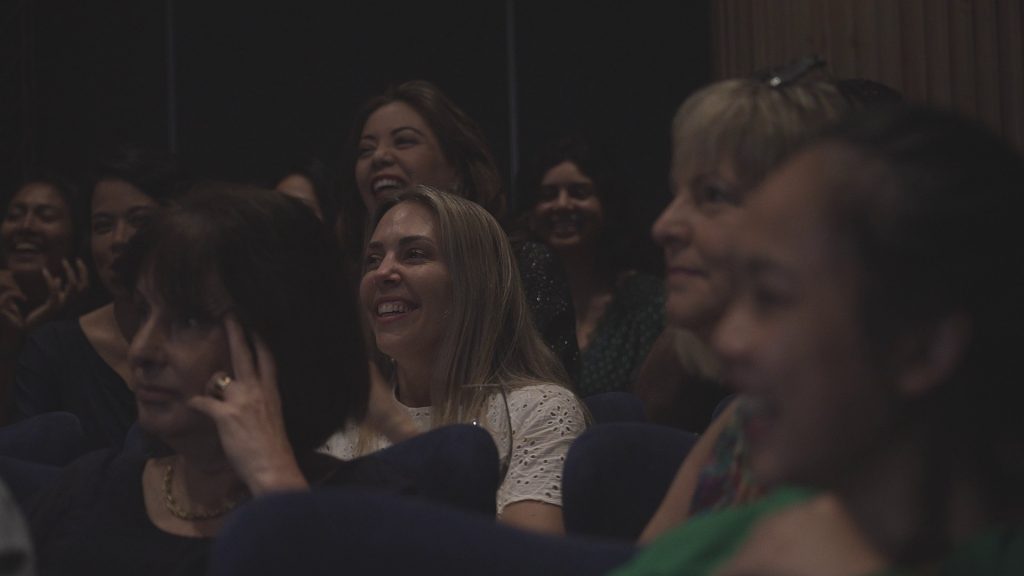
1, 1, 713, 247
6, 1, 1022, 238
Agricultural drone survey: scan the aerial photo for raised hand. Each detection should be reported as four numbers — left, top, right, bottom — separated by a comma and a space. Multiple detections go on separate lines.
2, 259, 91, 333
0, 272, 24, 334
23, 258, 90, 327
188, 314, 308, 496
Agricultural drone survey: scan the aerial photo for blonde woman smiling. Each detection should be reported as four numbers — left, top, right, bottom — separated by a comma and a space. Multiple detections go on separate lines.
323, 186, 586, 535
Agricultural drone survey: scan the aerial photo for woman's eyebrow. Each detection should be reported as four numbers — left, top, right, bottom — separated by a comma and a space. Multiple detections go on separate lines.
391, 126, 427, 137
398, 235, 433, 247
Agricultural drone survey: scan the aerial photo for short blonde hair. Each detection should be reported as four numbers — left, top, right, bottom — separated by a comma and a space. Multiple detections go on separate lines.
672, 78, 848, 189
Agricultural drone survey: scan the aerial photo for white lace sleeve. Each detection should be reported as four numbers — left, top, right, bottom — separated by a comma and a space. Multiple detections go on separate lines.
496, 383, 587, 514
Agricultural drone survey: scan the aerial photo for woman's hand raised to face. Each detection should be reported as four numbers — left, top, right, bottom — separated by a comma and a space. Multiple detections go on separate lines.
188, 314, 308, 496
0, 258, 89, 333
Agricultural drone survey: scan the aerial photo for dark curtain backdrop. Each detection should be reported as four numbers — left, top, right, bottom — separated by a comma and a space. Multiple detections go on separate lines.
712, 0, 1024, 151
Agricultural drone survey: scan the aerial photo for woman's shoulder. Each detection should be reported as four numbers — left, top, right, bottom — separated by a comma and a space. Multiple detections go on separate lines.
509, 239, 557, 265
505, 381, 580, 405
502, 382, 586, 428
24, 318, 87, 350
615, 271, 664, 303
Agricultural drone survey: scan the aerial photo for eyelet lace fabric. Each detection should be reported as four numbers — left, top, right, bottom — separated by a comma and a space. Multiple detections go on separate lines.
321, 383, 586, 514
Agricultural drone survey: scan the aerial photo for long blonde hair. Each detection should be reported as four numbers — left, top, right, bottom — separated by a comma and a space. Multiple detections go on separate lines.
373, 186, 570, 429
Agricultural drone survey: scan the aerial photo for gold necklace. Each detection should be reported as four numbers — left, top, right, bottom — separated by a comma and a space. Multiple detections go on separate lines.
162, 459, 248, 521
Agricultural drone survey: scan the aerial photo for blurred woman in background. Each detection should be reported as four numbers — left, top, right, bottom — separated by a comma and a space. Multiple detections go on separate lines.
2, 177, 87, 423
521, 135, 664, 398
13, 147, 179, 449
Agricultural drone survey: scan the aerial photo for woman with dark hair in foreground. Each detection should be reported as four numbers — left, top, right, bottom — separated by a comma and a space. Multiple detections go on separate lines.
28, 183, 400, 575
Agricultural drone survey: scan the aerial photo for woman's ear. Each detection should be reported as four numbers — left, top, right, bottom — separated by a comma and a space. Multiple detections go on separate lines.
896, 313, 972, 397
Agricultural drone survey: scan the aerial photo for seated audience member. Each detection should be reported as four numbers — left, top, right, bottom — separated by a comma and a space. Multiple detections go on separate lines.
14, 147, 179, 450
620, 106, 1024, 574
350, 80, 580, 383
2, 177, 88, 422
520, 135, 663, 398
1, 177, 88, 326
633, 75, 848, 539
273, 158, 349, 250
640, 71, 910, 531
322, 186, 586, 534
28, 183, 396, 575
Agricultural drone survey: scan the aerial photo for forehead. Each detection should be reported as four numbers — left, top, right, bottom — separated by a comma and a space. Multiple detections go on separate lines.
93, 178, 156, 212
276, 174, 314, 195
740, 150, 839, 265
11, 182, 67, 208
372, 202, 438, 241
541, 161, 593, 185
363, 102, 433, 135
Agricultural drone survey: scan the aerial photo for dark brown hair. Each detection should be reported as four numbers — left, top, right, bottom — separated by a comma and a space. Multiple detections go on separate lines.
350, 80, 505, 220
119, 181, 368, 455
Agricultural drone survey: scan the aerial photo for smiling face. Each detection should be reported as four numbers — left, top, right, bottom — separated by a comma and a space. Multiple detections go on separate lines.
360, 202, 451, 362
127, 270, 230, 444
652, 158, 745, 336
713, 149, 897, 488
530, 160, 603, 253
91, 178, 158, 297
1, 182, 74, 275
355, 102, 458, 214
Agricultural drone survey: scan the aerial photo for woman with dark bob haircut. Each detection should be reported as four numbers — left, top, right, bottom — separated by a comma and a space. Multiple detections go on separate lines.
28, 183, 402, 576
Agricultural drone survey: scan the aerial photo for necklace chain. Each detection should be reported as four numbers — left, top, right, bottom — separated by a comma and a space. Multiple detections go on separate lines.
162, 460, 247, 521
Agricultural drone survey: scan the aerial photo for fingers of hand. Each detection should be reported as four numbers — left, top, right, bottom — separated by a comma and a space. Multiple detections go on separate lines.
188, 394, 227, 420
41, 267, 67, 304
252, 333, 277, 391
61, 259, 76, 288
224, 314, 256, 381
74, 258, 89, 291
1, 307, 24, 329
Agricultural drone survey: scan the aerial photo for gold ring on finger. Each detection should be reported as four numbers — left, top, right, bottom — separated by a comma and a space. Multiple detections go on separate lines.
214, 374, 234, 397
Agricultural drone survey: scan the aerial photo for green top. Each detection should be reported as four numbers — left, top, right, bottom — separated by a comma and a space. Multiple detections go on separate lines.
611, 487, 814, 576
614, 487, 1024, 576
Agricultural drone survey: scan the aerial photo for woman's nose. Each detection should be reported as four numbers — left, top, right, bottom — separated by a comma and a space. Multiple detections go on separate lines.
111, 220, 130, 249
371, 254, 401, 285
371, 146, 395, 168
128, 317, 164, 374
652, 196, 693, 247
14, 212, 36, 232
554, 189, 572, 208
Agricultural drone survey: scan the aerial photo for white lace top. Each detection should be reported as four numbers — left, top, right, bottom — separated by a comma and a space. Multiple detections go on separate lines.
321, 383, 586, 514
